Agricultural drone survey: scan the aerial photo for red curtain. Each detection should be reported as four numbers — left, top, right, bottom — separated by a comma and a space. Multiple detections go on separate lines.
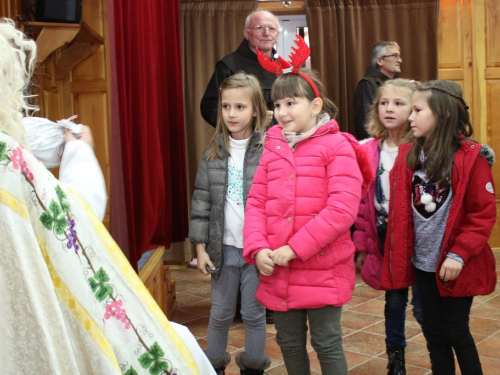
108, 0, 189, 270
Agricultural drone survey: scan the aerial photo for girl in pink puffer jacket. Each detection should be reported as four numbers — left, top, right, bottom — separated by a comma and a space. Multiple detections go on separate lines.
243, 63, 373, 375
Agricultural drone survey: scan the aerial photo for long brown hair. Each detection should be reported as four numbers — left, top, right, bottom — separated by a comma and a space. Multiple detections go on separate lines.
406, 80, 474, 188
270, 69, 338, 119
206, 72, 267, 161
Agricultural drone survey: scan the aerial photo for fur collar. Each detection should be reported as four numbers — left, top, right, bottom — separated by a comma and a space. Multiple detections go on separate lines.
479, 144, 495, 167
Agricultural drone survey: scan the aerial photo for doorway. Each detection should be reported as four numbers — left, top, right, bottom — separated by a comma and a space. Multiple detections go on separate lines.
276, 15, 310, 68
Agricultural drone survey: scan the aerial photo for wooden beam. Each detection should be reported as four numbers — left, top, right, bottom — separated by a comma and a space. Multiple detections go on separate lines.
258, 1, 305, 13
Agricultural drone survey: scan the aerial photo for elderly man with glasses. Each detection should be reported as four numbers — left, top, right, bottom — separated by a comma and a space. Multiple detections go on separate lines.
353, 41, 402, 140
200, 10, 279, 128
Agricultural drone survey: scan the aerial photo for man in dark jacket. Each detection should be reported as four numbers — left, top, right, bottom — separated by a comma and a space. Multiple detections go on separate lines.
353, 41, 402, 140
200, 10, 279, 127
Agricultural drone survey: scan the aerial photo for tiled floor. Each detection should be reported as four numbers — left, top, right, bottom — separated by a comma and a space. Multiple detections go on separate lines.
170, 253, 500, 374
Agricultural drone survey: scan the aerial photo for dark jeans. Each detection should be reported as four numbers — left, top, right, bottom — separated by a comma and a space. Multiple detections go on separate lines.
379, 218, 423, 350
385, 283, 423, 349
416, 268, 482, 375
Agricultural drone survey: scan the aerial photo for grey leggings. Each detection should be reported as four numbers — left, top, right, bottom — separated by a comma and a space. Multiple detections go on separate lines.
206, 245, 266, 360
274, 305, 347, 375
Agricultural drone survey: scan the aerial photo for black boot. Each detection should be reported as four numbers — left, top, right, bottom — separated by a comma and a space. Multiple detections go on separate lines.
235, 352, 271, 375
208, 352, 231, 375
265, 308, 274, 324
387, 347, 406, 375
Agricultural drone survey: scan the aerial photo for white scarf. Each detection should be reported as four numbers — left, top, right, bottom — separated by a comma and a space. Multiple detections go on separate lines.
282, 113, 331, 148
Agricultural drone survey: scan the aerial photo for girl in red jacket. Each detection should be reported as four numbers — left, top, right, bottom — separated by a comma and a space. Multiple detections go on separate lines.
244, 37, 373, 374
353, 79, 422, 375
382, 80, 497, 374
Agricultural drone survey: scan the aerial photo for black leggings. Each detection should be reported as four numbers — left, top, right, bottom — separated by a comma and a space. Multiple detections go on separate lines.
415, 269, 482, 375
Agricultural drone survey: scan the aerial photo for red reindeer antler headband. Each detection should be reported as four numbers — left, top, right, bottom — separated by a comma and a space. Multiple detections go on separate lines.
256, 34, 320, 98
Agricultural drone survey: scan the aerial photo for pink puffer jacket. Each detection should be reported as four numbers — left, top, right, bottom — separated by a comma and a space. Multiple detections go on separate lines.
352, 138, 387, 290
243, 120, 373, 311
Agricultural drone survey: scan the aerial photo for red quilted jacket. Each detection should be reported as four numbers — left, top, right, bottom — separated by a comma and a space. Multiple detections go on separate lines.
381, 142, 497, 296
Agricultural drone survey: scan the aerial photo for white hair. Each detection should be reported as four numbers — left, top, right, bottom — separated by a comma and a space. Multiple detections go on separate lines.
244, 10, 278, 28
0, 18, 38, 147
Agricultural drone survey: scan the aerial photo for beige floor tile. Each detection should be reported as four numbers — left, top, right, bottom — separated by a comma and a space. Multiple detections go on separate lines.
348, 299, 385, 317
402, 341, 432, 369
479, 356, 500, 375
343, 295, 371, 310
341, 310, 384, 330
175, 293, 207, 307
342, 331, 386, 356
476, 336, 500, 360
169, 255, 500, 374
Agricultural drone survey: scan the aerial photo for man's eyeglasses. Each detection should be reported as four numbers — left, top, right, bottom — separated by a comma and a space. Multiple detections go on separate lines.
247, 25, 279, 34
381, 53, 402, 60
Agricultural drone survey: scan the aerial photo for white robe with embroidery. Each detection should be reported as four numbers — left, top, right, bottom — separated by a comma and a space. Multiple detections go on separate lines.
0, 131, 212, 375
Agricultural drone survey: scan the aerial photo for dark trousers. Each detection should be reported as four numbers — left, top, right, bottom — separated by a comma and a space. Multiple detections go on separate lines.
385, 283, 423, 349
274, 305, 347, 375
416, 269, 482, 375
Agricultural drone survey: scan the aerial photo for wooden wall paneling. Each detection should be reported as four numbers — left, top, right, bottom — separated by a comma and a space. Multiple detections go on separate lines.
60, 70, 76, 117
73, 0, 106, 83
438, 0, 465, 73
0, 0, 20, 18
82, 0, 105, 36
36, 53, 69, 120
72, 91, 110, 187
258, 0, 305, 14
437, 0, 472, 115
139, 247, 168, 317
73, 47, 107, 82
472, 0, 486, 140
486, 81, 500, 248
484, 0, 500, 249
485, 0, 500, 67
438, 0, 499, 250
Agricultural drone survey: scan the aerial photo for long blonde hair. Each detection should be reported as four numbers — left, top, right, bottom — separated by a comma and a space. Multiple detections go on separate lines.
366, 78, 420, 140
206, 72, 267, 161
0, 18, 38, 147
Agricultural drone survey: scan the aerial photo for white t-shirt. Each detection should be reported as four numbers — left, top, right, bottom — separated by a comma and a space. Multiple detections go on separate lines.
223, 136, 248, 248
374, 140, 398, 214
